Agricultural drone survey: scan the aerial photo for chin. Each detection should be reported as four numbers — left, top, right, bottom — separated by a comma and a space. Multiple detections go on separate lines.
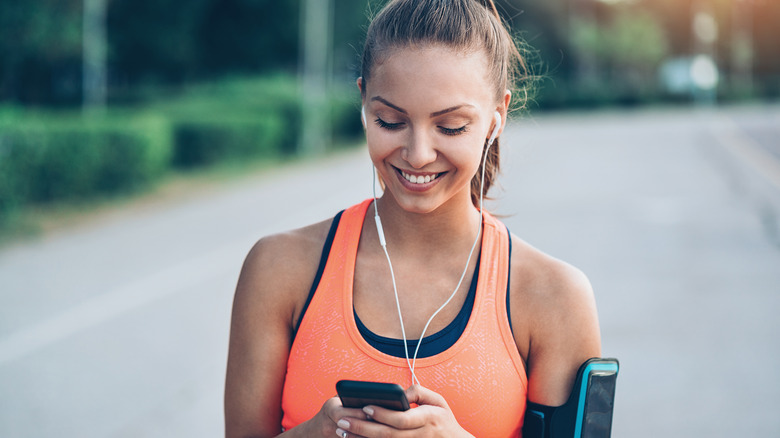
386, 190, 465, 216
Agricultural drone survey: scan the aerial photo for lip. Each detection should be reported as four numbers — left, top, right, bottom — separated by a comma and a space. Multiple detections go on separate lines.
392, 166, 446, 192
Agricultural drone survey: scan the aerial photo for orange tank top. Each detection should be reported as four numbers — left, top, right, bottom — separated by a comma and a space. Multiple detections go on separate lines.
281, 199, 527, 436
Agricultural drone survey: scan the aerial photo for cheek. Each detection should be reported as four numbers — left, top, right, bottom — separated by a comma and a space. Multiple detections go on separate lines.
450, 137, 486, 171
366, 127, 485, 172
366, 129, 402, 162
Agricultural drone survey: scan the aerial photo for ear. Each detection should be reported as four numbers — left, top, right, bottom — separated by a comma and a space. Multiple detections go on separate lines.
493, 89, 512, 137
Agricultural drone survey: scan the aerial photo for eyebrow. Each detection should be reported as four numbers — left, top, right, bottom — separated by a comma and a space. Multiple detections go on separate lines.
370, 96, 474, 118
371, 96, 407, 114
430, 105, 474, 117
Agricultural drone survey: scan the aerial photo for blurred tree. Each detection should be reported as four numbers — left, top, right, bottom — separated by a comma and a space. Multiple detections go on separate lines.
0, 0, 83, 105
108, 0, 212, 85
108, 0, 303, 96
572, 10, 668, 86
333, 0, 372, 80
609, 12, 669, 70
83, 0, 108, 111
499, 0, 569, 77
197, 0, 300, 74
751, 0, 780, 97
508, 0, 671, 106
647, 0, 696, 56
1, 0, 777, 107
495, 0, 570, 107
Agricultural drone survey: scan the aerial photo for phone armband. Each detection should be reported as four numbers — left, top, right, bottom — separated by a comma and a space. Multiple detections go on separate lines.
523, 358, 619, 438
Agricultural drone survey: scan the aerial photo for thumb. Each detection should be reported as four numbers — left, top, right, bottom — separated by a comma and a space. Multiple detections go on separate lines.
405, 384, 449, 409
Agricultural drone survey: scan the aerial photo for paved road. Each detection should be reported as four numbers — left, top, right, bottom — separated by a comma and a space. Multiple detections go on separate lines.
1, 105, 778, 437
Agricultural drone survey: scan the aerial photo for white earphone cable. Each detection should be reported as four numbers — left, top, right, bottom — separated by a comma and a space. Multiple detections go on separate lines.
371, 117, 498, 386
373, 168, 417, 380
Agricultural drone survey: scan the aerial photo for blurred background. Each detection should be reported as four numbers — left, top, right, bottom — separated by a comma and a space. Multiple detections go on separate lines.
1, 0, 779, 226
0, 0, 779, 437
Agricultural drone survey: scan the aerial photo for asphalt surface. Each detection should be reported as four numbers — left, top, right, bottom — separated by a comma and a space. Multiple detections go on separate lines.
1, 104, 778, 437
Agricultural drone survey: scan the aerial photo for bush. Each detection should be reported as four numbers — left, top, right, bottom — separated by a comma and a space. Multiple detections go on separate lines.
329, 90, 363, 144
0, 74, 363, 229
152, 75, 301, 166
0, 112, 172, 223
171, 110, 285, 167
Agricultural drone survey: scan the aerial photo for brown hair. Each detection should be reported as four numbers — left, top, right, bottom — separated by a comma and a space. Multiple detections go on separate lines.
360, 0, 530, 207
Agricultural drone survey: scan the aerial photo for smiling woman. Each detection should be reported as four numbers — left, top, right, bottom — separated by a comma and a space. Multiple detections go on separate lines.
359, 47, 504, 214
224, 1, 602, 437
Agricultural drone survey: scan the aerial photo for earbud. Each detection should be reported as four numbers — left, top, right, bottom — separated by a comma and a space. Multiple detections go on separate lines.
361, 106, 367, 127
488, 111, 501, 146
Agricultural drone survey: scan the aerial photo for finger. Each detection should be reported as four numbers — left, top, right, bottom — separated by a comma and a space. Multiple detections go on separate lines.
323, 397, 369, 423
335, 419, 372, 438
404, 384, 449, 408
335, 429, 369, 438
338, 414, 420, 436
334, 429, 360, 438
360, 404, 423, 430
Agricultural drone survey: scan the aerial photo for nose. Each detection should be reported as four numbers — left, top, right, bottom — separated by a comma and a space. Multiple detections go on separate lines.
402, 129, 437, 169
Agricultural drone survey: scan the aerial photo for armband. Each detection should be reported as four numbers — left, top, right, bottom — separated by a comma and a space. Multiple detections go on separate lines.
522, 358, 619, 438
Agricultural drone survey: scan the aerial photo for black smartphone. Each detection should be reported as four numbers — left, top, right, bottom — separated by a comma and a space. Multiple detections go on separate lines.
579, 359, 619, 438
523, 357, 619, 438
336, 380, 410, 411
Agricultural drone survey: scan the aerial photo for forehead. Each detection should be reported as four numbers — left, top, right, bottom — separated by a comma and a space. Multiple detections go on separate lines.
366, 45, 494, 111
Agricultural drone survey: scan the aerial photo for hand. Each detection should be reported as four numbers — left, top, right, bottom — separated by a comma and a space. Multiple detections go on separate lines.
334, 385, 474, 438
301, 396, 371, 437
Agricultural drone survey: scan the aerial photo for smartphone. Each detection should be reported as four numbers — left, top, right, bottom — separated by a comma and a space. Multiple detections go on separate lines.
336, 380, 410, 411
576, 358, 619, 438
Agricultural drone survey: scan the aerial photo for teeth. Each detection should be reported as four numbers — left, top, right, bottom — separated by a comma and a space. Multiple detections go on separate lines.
401, 170, 438, 184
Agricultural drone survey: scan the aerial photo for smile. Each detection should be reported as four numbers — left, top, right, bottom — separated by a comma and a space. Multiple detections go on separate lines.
400, 170, 441, 185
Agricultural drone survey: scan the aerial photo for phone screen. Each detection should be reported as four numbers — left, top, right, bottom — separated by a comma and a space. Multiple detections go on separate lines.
581, 371, 617, 438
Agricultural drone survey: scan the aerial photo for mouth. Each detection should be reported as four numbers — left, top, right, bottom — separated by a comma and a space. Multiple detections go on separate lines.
397, 168, 444, 185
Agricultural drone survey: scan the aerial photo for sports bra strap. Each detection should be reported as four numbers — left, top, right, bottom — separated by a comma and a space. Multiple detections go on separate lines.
292, 210, 344, 339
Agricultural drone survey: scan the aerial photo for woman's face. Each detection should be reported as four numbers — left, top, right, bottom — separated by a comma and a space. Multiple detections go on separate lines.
361, 45, 504, 215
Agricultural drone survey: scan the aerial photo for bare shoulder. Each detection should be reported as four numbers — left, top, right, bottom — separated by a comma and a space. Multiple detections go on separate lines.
234, 217, 335, 327
508, 233, 602, 405
508, 233, 596, 321
225, 217, 335, 436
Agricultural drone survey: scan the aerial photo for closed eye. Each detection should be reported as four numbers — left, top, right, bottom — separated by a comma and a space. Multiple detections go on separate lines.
375, 118, 404, 131
439, 125, 468, 136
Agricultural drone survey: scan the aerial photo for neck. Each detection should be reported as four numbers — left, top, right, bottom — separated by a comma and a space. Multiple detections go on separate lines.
373, 191, 482, 252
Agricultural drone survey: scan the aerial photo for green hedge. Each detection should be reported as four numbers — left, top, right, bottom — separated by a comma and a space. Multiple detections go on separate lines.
151, 75, 301, 166
0, 113, 172, 223
171, 110, 286, 167
329, 91, 363, 144
0, 75, 364, 229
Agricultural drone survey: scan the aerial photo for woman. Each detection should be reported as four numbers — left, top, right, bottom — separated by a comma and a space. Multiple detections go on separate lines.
224, 0, 601, 436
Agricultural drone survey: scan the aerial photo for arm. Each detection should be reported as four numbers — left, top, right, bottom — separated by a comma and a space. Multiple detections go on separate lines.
224, 234, 299, 437
225, 225, 368, 438
509, 236, 602, 407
